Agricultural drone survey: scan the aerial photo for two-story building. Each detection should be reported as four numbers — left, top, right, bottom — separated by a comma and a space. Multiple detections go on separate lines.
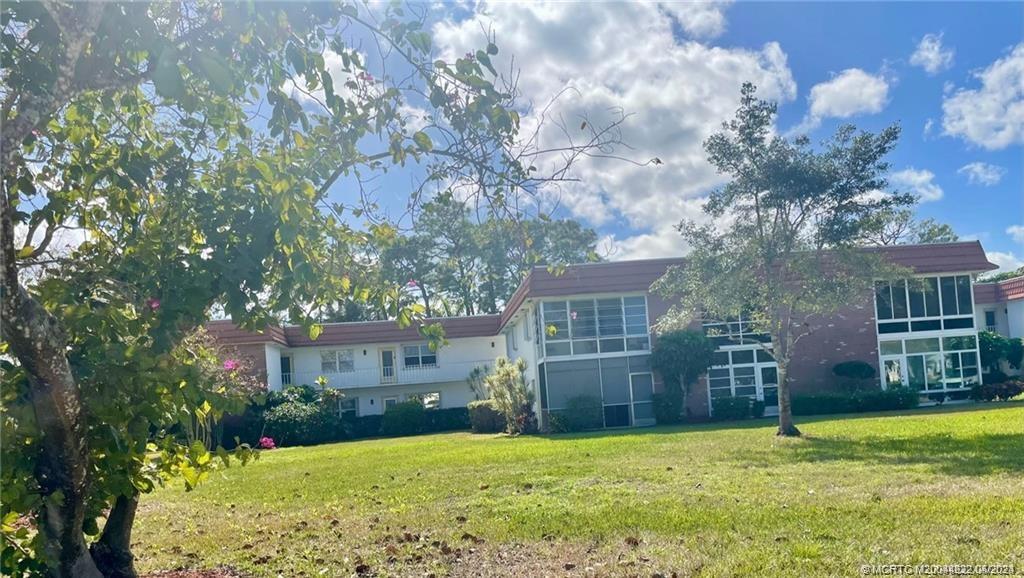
211, 241, 1013, 428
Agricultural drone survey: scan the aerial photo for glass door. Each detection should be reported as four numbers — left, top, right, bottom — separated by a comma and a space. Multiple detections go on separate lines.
759, 366, 778, 408
280, 356, 292, 386
380, 349, 396, 384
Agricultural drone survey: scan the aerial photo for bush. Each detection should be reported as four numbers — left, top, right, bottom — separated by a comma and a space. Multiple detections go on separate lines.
711, 397, 753, 420
425, 407, 470, 432
484, 357, 537, 435
652, 387, 685, 425
380, 399, 427, 437
342, 414, 383, 439
560, 395, 604, 432
792, 387, 919, 416
832, 360, 876, 380
468, 400, 504, 433
263, 400, 341, 446
971, 380, 1024, 402
751, 399, 766, 418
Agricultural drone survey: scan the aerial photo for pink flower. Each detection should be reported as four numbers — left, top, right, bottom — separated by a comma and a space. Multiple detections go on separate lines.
258, 436, 276, 449
223, 359, 240, 371
464, 52, 475, 61
407, 279, 418, 287
146, 297, 161, 311
570, 310, 578, 320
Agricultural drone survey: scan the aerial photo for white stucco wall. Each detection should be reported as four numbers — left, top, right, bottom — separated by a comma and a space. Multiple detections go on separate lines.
340, 380, 480, 416
1006, 301, 1024, 339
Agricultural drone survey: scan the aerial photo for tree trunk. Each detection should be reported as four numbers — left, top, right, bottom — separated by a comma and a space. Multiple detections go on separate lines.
775, 359, 801, 437
2, 198, 102, 578
91, 493, 140, 578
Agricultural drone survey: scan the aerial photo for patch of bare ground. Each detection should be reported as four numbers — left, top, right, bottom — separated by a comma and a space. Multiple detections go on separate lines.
142, 567, 251, 578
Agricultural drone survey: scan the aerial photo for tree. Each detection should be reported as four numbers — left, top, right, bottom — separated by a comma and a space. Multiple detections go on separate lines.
1, 3, 630, 575
979, 330, 1024, 375
857, 207, 959, 246
982, 266, 1024, 283
649, 330, 715, 418
484, 357, 537, 435
652, 83, 913, 437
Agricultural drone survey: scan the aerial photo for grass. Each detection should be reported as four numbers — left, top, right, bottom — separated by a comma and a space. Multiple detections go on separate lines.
134, 403, 1024, 577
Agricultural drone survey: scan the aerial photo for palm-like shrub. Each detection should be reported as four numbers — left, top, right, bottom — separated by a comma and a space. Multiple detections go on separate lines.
484, 357, 537, 435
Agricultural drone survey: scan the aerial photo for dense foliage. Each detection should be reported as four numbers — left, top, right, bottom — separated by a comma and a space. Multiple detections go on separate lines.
970, 380, 1024, 402
549, 395, 604, 432
653, 83, 913, 437
467, 399, 504, 434
0, 2, 626, 575
790, 388, 919, 416
650, 330, 715, 420
979, 330, 1024, 373
711, 397, 766, 420
484, 357, 537, 435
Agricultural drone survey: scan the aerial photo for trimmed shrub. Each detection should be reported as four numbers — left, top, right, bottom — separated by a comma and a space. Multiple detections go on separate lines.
652, 387, 685, 425
792, 387, 918, 416
832, 360, 876, 380
971, 380, 1024, 402
425, 407, 470, 432
380, 400, 427, 437
711, 397, 753, 420
751, 399, 766, 418
468, 400, 504, 433
263, 400, 341, 446
343, 414, 383, 439
560, 395, 604, 432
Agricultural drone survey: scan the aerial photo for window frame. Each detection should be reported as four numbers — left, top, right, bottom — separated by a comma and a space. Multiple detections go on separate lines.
540, 295, 651, 359
402, 344, 437, 369
320, 349, 355, 374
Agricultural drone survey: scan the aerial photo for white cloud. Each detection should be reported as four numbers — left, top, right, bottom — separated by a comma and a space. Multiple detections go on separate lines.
432, 2, 797, 254
889, 167, 943, 202
793, 68, 889, 133
923, 118, 935, 139
910, 33, 954, 75
957, 162, 1006, 186
986, 251, 1024, 275
660, 2, 731, 39
1008, 224, 1024, 244
942, 43, 1024, 150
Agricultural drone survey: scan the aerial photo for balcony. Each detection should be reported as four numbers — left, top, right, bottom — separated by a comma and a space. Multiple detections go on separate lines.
284, 359, 492, 390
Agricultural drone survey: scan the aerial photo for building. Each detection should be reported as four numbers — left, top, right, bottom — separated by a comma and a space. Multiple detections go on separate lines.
210, 241, 1008, 428
973, 275, 1024, 338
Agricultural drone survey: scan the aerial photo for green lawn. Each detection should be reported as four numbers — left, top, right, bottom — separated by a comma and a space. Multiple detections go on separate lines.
135, 404, 1024, 577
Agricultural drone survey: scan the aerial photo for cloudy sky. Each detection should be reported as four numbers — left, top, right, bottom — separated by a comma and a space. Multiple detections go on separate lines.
336, 2, 1024, 273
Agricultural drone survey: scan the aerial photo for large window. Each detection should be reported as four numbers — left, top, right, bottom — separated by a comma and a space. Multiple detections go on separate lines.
708, 346, 779, 413
702, 313, 771, 347
541, 296, 649, 357
875, 275, 974, 334
403, 344, 437, 368
338, 397, 358, 418
878, 334, 979, 392
320, 349, 354, 373
541, 355, 654, 427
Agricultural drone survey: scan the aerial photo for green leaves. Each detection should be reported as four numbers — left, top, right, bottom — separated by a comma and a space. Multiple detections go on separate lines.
195, 53, 234, 95
412, 131, 433, 152
153, 47, 185, 100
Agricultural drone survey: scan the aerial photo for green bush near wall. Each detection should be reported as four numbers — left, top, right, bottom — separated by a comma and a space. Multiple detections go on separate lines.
468, 400, 505, 433
549, 395, 604, 432
791, 387, 919, 416
711, 396, 756, 420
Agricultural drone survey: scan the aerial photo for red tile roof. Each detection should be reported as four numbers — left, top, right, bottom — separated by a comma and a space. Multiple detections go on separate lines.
866, 241, 998, 275
283, 315, 501, 347
974, 275, 1024, 304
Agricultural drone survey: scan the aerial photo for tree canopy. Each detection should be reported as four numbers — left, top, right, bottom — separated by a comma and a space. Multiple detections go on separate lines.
0, 2, 628, 576
653, 83, 913, 436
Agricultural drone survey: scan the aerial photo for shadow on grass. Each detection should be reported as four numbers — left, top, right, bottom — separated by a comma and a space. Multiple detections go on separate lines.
733, 432, 1024, 476
538, 402, 1024, 441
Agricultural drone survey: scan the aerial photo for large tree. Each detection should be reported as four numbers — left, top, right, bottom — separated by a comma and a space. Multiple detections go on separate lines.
0, 2, 628, 576
653, 83, 913, 437
856, 206, 959, 246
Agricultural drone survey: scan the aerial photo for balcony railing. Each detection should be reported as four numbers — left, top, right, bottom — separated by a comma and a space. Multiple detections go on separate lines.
284, 359, 492, 389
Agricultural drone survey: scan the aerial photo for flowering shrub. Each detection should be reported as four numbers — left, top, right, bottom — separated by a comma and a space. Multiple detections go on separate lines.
258, 436, 276, 449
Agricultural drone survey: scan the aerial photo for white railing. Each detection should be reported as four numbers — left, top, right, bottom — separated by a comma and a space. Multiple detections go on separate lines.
285, 359, 492, 389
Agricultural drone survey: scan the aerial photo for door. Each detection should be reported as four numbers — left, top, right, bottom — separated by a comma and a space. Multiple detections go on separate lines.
280, 356, 292, 386
759, 366, 778, 409
380, 348, 396, 384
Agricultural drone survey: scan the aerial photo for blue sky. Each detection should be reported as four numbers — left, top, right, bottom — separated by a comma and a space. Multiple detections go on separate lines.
314, 2, 1023, 274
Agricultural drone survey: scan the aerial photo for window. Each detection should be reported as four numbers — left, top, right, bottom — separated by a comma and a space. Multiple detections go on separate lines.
403, 344, 437, 368
411, 391, 441, 409
542, 297, 650, 357
339, 397, 358, 418
523, 312, 532, 341
708, 346, 778, 411
984, 310, 997, 331
702, 313, 771, 347
876, 275, 975, 334
320, 349, 354, 373
382, 396, 399, 410
878, 333, 979, 392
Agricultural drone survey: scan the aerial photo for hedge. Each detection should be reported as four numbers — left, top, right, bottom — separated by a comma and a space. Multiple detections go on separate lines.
468, 400, 504, 433
791, 387, 919, 416
971, 380, 1024, 402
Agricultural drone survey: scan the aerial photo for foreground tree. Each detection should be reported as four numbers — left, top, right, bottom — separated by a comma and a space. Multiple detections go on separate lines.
653, 83, 913, 437
1, 2, 629, 575
649, 330, 715, 420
